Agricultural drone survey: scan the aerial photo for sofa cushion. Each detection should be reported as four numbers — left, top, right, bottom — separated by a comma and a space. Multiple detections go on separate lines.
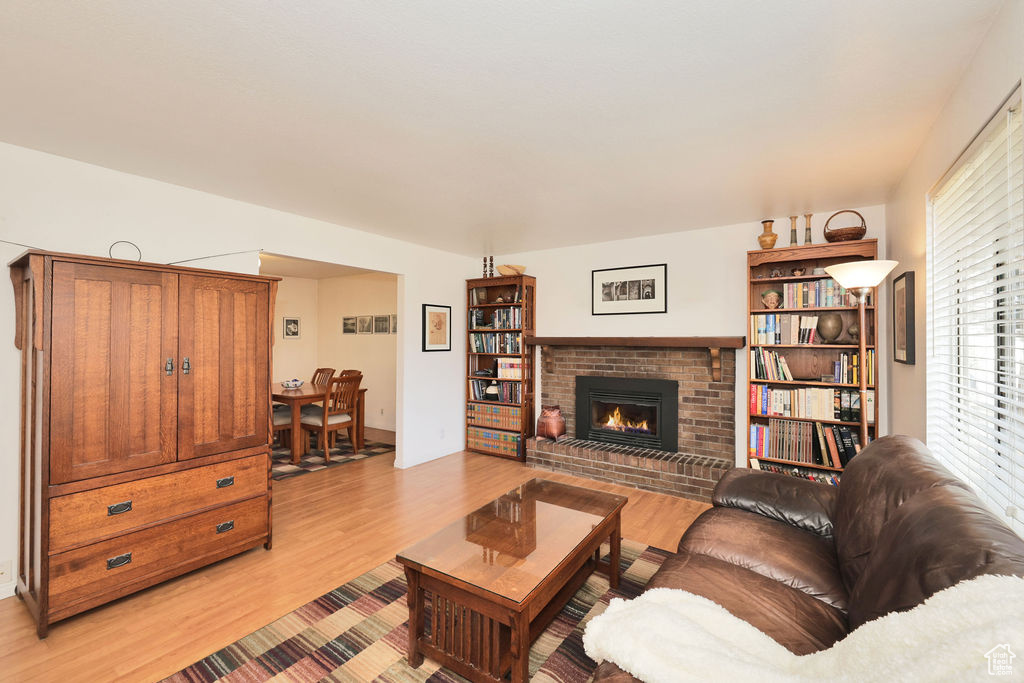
833, 435, 969, 592
847, 485, 1024, 630
713, 468, 837, 538
679, 507, 848, 610
648, 551, 848, 654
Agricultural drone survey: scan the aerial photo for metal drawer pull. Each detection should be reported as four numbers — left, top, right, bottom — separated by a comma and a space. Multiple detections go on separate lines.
182, 357, 191, 374
216, 520, 235, 534
106, 552, 132, 570
107, 500, 133, 516
216, 476, 234, 488
165, 358, 174, 375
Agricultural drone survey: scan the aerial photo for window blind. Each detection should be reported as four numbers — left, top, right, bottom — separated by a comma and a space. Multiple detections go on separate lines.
928, 85, 1023, 533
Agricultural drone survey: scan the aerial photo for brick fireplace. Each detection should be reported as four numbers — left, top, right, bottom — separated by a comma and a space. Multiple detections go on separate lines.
525, 337, 742, 502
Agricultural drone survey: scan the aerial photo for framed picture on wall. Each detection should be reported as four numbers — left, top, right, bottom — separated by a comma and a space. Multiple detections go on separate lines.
592, 263, 667, 315
390, 314, 398, 334
422, 304, 451, 351
342, 317, 357, 335
893, 271, 915, 364
357, 315, 373, 334
373, 314, 391, 334
283, 317, 300, 339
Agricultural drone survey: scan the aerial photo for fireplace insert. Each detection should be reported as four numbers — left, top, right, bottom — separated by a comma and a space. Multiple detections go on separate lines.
575, 376, 678, 451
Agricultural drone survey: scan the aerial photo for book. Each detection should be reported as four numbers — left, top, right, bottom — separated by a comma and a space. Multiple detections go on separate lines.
823, 425, 842, 468
837, 426, 857, 467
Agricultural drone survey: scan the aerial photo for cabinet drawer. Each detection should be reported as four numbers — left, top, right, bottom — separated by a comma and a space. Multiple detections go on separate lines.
50, 453, 267, 552
48, 496, 267, 616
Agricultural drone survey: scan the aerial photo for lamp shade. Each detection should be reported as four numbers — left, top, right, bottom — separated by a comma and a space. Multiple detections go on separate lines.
824, 260, 898, 289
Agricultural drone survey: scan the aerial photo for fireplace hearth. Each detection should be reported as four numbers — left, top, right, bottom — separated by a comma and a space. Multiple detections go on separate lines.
576, 375, 678, 451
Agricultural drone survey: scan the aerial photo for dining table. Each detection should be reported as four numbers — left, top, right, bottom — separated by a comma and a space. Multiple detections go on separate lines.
271, 382, 368, 464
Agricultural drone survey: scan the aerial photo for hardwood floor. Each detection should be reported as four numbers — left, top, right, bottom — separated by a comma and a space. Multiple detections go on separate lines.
0, 437, 708, 682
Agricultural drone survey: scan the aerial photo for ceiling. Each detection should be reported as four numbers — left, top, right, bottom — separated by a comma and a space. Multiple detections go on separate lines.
259, 252, 381, 280
0, 1, 1002, 256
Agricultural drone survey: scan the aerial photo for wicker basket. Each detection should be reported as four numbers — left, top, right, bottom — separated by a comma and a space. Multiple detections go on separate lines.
823, 210, 867, 242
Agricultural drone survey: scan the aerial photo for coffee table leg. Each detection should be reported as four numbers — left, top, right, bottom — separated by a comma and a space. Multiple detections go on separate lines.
609, 517, 621, 590
510, 611, 530, 683
404, 567, 424, 668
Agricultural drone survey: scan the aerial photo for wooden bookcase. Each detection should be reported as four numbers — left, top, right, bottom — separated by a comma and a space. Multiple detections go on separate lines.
746, 240, 879, 485
465, 275, 536, 460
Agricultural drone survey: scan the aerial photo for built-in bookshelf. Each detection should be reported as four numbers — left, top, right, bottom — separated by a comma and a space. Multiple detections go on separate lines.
746, 240, 880, 485
465, 274, 536, 460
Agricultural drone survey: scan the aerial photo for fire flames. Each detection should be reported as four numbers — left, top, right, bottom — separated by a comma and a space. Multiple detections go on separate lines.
601, 406, 651, 433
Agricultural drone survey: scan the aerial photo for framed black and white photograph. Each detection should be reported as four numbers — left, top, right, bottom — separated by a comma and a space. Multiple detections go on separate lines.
357, 315, 373, 334
893, 271, 915, 364
374, 314, 391, 334
342, 316, 357, 335
422, 304, 451, 351
592, 264, 667, 315
283, 316, 300, 339
390, 314, 398, 334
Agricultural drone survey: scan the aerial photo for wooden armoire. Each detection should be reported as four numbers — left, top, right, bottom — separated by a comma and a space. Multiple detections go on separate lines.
9, 250, 278, 637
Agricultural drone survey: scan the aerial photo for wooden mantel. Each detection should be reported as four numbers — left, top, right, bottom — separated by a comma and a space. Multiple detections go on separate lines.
523, 336, 746, 382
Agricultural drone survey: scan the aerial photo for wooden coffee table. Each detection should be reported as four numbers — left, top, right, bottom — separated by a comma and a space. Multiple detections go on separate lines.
396, 478, 627, 683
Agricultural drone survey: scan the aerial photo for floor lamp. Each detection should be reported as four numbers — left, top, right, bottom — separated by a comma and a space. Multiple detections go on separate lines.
824, 259, 898, 446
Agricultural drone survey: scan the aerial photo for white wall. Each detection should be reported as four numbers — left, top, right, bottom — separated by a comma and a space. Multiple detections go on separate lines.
497, 205, 888, 466
885, 0, 1024, 440
317, 272, 398, 431
0, 141, 473, 597
272, 276, 320, 382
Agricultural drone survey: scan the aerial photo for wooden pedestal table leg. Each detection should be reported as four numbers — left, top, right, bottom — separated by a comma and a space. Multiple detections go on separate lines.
510, 610, 530, 683
404, 566, 425, 668
290, 401, 302, 465
609, 515, 622, 590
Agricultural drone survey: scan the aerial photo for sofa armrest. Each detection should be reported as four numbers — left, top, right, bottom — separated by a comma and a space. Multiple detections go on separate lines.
712, 468, 837, 537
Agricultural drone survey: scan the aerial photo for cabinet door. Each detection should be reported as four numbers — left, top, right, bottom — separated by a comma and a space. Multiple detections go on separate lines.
50, 262, 179, 483
178, 275, 269, 459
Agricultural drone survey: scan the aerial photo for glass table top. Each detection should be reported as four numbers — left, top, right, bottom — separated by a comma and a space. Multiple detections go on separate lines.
397, 478, 627, 603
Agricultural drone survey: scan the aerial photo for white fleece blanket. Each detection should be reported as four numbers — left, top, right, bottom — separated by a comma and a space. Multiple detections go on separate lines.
582, 574, 1024, 682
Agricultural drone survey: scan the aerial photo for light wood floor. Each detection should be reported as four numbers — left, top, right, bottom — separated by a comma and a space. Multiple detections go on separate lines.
0, 431, 708, 682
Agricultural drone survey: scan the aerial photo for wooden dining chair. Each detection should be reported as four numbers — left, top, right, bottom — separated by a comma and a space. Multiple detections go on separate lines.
272, 407, 292, 449
300, 373, 362, 461
311, 367, 336, 385
340, 369, 360, 376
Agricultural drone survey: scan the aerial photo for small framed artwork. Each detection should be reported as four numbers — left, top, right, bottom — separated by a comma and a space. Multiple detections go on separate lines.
283, 317, 300, 339
422, 304, 451, 352
390, 314, 398, 334
373, 314, 391, 334
357, 315, 373, 334
592, 263, 667, 315
893, 271, 915, 364
342, 317, 357, 335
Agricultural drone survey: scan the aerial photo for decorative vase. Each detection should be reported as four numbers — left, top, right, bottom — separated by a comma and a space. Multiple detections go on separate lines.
789, 216, 799, 245
815, 313, 843, 343
484, 380, 500, 401
537, 405, 566, 440
804, 213, 813, 244
847, 322, 860, 341
757, 220, 778, 249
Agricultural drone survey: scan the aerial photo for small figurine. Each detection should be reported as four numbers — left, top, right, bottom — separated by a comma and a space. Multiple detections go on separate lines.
761, 289, 783, 309
791, 268, 805, 276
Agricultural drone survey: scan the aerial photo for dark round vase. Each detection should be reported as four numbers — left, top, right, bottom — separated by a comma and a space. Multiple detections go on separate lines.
816, 313, 843, 343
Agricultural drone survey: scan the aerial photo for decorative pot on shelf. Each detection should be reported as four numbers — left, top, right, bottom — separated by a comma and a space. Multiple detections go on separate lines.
757, 220, 778, 249
816, 313, 843, 344
484, 380, 500, 401
537, 405, 566, 440
847, 322, 860, 341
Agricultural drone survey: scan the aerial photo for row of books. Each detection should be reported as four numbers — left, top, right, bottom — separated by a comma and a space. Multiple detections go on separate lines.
750, 459, 842, 487
749, 419, 864, 469
469, 307, 522, 330
468, 379, 523, 403
467, 426, 521, 457
773, 279, 871, 309
469, 332, 522, 354
751, 347, 794, 381
469, 285, 523, 306
466, 402, 522, 431
833, 351, 874, 384
751, 386, 875, 423
750, 314, 826, 345
496, 358, 523, 379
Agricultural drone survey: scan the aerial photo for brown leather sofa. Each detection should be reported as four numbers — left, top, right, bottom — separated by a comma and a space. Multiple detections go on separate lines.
593, 435, 1024, 681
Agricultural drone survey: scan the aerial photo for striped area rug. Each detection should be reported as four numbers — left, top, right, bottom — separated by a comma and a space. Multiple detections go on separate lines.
271, 440, 395, 481
163, 540, 669, 682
